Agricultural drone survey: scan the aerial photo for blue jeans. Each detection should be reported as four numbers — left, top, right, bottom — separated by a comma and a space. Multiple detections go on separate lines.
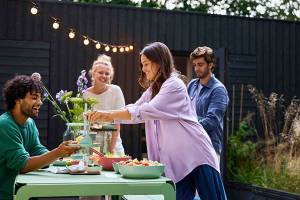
176, 165, 227, 200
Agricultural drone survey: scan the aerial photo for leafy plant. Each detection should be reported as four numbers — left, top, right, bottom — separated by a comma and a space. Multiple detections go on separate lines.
73, 0, 300, 21
227, 86, 300, 194
227, 121, 257, 178
43, 70, 97, 123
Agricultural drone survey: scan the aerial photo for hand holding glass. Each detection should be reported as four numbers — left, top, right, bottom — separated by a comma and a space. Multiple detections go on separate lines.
85, 111, 114, 123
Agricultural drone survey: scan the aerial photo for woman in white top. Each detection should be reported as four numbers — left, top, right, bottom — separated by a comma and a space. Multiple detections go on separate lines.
83, 54, 125, 154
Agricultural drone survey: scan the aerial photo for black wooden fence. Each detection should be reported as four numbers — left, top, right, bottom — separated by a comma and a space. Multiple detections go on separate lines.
1, 0, 300, 159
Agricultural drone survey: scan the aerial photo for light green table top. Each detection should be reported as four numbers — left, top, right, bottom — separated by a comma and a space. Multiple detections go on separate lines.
14, 167, 175, 200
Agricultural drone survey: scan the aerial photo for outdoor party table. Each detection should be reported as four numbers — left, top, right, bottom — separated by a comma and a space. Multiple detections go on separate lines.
14, 168, 176, 200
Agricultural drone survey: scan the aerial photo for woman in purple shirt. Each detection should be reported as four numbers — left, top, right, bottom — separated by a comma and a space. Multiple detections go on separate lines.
86, 42, 227, 200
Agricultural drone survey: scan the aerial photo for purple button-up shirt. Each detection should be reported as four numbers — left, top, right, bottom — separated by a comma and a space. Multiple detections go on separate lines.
123, 75, 219, 183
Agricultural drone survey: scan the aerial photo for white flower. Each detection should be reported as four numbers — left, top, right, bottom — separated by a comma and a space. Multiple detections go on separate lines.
31, 72, 41, 81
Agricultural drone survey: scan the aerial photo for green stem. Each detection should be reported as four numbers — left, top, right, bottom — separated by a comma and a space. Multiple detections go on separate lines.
64, 100, 72, 121
43, 86, 70, 123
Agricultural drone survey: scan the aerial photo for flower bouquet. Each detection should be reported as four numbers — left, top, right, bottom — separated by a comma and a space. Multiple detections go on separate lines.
43, 70, 97, 124
42, 70, 97, 141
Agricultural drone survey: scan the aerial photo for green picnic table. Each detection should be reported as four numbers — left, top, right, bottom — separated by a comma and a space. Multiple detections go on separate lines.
14, 168, 176, 200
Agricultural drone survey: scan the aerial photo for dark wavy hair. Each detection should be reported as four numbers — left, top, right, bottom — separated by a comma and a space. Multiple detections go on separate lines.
139, 42, 177, 99
3, 75, 44, 110
189, 46, 216, 71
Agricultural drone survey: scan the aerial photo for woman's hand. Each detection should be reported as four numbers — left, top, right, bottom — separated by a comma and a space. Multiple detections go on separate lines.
85, 111, 114, 123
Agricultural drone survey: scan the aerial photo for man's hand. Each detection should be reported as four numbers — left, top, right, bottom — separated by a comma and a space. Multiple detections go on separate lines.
21, 141, 80, 173
56, 140, 80, 157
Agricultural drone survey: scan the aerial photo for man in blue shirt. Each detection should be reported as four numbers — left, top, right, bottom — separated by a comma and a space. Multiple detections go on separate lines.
187, 46, 229, 163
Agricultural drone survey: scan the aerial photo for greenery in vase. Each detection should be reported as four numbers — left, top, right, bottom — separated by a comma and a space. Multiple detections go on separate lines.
43, 70, 97, 123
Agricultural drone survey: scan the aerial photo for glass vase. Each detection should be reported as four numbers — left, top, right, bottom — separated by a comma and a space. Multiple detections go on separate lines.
63, 122, 84, 141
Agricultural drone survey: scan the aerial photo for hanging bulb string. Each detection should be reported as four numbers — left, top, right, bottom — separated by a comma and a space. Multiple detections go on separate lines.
68, 29, 76, 39
29, 1, 134, 52
30, 1, 38, 15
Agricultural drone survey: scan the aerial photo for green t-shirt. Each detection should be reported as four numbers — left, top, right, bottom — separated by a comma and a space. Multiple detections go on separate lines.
0, 112, 48, 200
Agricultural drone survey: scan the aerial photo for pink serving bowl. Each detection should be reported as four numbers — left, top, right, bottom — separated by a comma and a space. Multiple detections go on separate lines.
98, 156, 131, 170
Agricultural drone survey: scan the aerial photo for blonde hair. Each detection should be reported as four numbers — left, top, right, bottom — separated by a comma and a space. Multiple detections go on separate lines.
89, 54, 115, 84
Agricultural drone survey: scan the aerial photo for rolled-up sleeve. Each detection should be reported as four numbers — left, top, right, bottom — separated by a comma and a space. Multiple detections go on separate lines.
114, 89, 151, 124
126, 104, 143, 120
127, 78, 186, 121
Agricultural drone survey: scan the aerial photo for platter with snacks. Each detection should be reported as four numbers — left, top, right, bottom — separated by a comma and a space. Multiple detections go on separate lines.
117, 159, 165, 179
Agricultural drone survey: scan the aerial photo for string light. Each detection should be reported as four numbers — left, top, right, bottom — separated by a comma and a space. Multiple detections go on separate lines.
52, 21, 59, 29
83, 37, 89, 45
30, 5, 38, 15
51, 17, 60, 30
95, 42, 101, 49
29, 1, 133, 53
105, 46, 110, 52
68, 29, 75, 39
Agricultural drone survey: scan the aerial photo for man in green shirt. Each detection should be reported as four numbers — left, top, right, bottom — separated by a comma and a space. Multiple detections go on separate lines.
0, 75, 80, 200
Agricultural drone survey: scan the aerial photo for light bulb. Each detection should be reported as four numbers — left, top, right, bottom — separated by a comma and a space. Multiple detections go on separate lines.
125, 47, 129, 52
105, 46, 110, 52
52, 21, 59, 29
95, 43, 101, 49
83, 38, 89, 45
112, 47, 117, 52
129, 45, 133, 50
30, 6, 38, 15
68, 31, 75, 39
119, 47, 124, 52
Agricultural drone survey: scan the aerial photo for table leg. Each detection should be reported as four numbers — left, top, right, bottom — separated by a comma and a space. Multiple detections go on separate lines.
111, 195, 120, 200
161, 181, 176, 200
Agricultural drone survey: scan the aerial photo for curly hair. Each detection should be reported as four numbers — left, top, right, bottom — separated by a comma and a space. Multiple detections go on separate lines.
190, 46, 216, 71
139, 42, 177, 99
3, 75, 44, 110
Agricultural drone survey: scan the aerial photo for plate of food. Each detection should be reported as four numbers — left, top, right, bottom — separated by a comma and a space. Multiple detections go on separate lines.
52, 158, 78, 166
67, 160, 102, 175
69, 164, 102, 175
118, 159, 165, 179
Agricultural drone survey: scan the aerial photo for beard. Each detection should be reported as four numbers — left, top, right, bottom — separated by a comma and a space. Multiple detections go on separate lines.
195, 66, 210, 79
21, 104, 39, 118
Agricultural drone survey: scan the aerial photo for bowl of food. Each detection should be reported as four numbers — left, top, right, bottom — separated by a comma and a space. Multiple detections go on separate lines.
118, 159, 165, 179
98, 153, 131, 170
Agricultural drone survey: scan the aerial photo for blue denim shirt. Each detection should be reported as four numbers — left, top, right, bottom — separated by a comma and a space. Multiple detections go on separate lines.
187, 74, 229, 154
